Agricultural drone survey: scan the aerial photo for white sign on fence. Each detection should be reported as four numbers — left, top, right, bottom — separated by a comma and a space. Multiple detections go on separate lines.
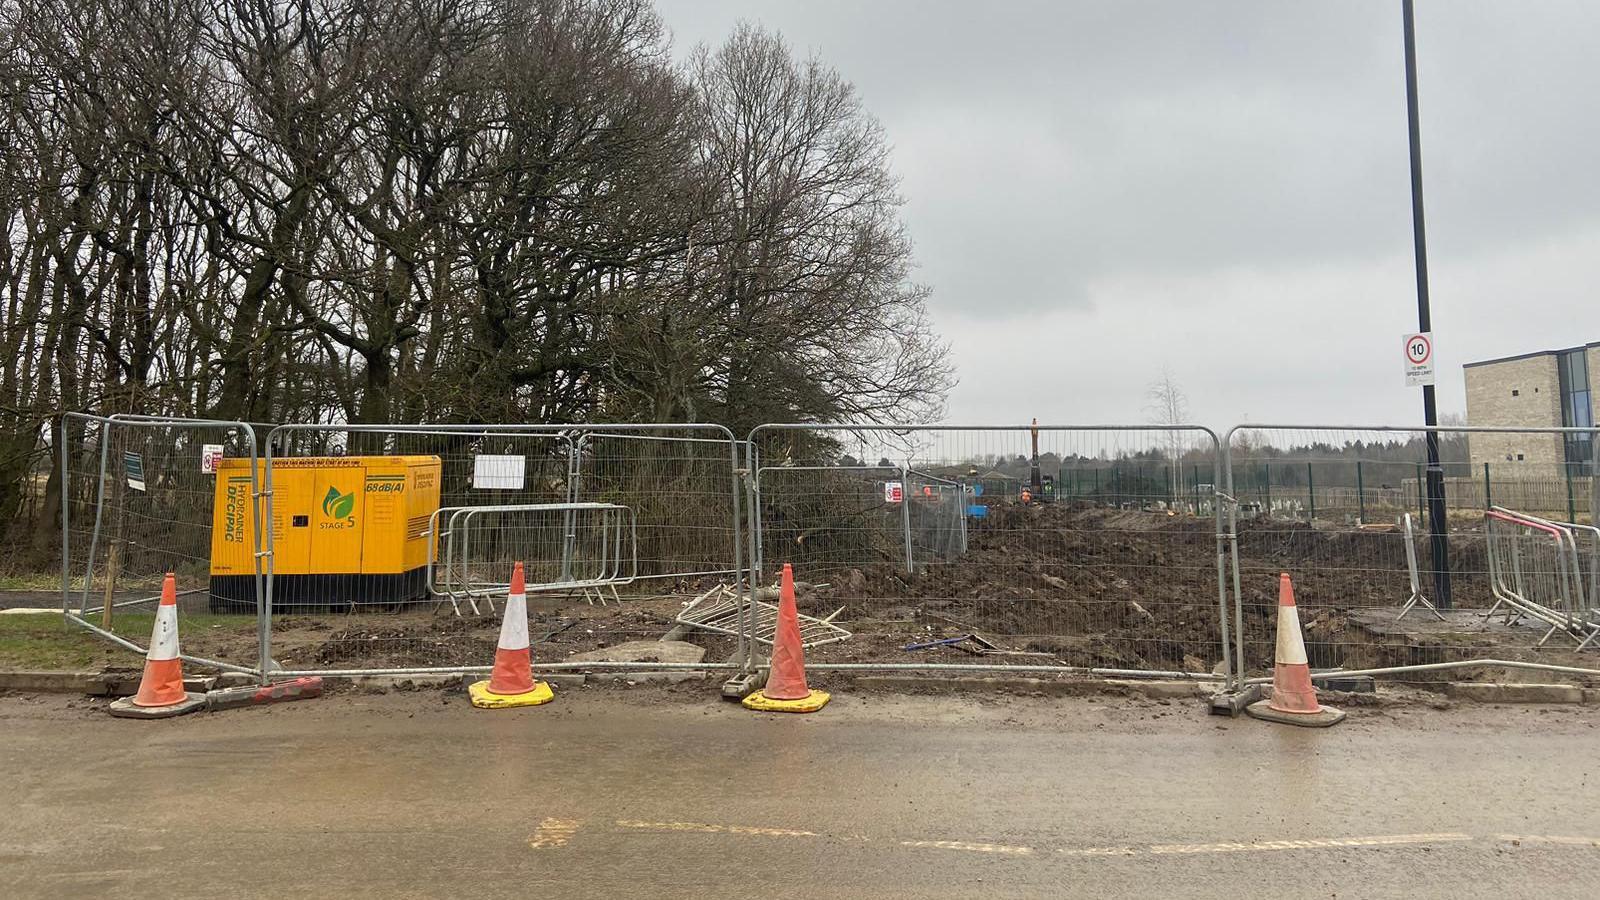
472, 454, 526, 490
200, 444, 224, 474
123, 451, 145, 492
1403, 331, 1435, 387
884, 481, 904, 503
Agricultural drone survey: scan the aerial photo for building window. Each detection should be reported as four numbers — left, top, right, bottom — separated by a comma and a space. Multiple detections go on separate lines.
1558, 349, 1593, 474
1512, 389, 1520, 396
1517, 453, 1525, 461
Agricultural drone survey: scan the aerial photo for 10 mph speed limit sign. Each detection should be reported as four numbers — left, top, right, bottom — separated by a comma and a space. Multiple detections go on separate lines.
1403, 332, 1435, 387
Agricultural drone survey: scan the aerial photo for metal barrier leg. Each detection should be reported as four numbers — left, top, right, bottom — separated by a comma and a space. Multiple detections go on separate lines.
1396, 590, 1446, 622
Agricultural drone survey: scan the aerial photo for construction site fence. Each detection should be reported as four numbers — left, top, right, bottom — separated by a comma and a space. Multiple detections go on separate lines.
745, 424, 1236, 687
1220, 424, 1600, 690
57, 417, 749, 680
59, 413, 267, 677
53, 415, 1600, 689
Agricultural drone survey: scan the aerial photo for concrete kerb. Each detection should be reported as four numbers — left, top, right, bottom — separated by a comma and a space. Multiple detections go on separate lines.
848, 675, 1213, 700
1446, 683, 1587, 705
3, 669, 1597, 705
0, 670, 220, 696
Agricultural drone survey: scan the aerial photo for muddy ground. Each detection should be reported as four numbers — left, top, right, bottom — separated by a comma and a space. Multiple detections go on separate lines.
28, 504, 1600, 683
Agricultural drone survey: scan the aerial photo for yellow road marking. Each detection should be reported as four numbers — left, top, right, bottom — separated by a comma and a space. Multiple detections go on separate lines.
1147, 833, 1471, 855
1057, 846, 1138, 857
1495, 834, 1600, 848
900, 840, 1035, 856
528, 818, 582, 849
616, 820, 817, 838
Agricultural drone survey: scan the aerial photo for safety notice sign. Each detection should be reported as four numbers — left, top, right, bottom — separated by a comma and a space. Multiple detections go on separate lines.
1403, 332, 1435, 387
201, 444, 224, 474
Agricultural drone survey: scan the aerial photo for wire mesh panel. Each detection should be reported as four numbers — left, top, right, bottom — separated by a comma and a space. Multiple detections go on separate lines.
1562, 520, 1600, 628
906, 470, 968, 563
262, 423, 743, 676
569, 432, 741, 586
61, 414, 264, 675
748, 424, 1232, 678
1222, 425, 1600, 685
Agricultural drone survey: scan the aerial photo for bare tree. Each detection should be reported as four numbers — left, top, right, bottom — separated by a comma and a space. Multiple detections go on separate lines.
1146, 367, 1191, 502
684, 24, 951, 437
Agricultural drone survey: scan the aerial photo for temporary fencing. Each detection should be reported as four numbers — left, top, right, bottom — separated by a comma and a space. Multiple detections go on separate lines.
746, 424, 1235, 681
60, 413, 265, 676
1484, 508, 1598, 650
259, 423, 745, 676
55, 414, 1600, 689
1222, 425, 1600, 687
430, 502, 638, 614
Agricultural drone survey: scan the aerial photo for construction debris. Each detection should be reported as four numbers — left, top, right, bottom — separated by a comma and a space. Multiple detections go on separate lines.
675, 583, 852, 649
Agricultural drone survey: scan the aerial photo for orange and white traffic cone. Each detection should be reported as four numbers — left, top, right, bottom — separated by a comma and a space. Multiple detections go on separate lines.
743, 563, 830, 713
1246, 573, 1345, 727
468, 562, 554, 709
109, 573, 205, 719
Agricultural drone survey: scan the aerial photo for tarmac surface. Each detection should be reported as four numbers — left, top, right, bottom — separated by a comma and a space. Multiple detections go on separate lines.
3, 684, 1598, 899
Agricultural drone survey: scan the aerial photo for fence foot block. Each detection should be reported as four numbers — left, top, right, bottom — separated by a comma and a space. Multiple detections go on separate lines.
720, 670, 764, 701
205, 677, 324, 711
1208, 683, 1265, 717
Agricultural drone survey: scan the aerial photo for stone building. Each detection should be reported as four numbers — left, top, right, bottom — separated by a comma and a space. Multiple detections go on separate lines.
1464, 342, 1598, 472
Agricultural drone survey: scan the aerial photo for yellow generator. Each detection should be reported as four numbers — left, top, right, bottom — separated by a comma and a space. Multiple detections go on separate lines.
209, 456, 442, 611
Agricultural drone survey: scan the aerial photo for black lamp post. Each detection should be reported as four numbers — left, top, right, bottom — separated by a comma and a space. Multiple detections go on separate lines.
1402, 0, 1452, 608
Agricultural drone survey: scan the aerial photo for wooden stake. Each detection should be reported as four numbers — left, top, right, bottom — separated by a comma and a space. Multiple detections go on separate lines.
100, 542, 121, 630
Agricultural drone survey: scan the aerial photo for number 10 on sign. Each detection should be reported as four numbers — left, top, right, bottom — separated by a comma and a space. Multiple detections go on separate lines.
1403, 332, 1435, 387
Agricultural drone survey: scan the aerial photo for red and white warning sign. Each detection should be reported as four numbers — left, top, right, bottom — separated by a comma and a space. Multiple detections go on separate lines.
1402, 332, 1435, 387
201, 444, 224, 474
884, 481, 904, 503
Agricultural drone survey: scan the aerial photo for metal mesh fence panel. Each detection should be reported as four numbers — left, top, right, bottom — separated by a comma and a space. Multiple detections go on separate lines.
570, 432, 741, 585
61, 414, 264, 675
1222, 425, 1600, 686
262, 423, 743, 676
748, 424, 1231, 678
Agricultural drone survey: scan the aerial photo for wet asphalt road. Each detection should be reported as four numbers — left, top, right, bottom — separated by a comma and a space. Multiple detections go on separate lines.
3, 687, 1598, 898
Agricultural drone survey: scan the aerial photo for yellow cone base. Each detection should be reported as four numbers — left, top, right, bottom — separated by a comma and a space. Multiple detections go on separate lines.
468, 680, 554, 709
1245, 699, 1345, 728
108, 692, 206, 719
742, 688, 830, 713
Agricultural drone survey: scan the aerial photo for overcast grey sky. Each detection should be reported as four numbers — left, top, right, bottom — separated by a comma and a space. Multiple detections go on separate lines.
656, 0, 1600, 429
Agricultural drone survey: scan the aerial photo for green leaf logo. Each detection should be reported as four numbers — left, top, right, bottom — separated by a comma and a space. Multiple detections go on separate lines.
322, 486, 355, 520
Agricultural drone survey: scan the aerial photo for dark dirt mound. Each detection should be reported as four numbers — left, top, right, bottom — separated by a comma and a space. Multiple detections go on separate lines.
796, 503, 1230, 671
793, 503, 1515, 674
